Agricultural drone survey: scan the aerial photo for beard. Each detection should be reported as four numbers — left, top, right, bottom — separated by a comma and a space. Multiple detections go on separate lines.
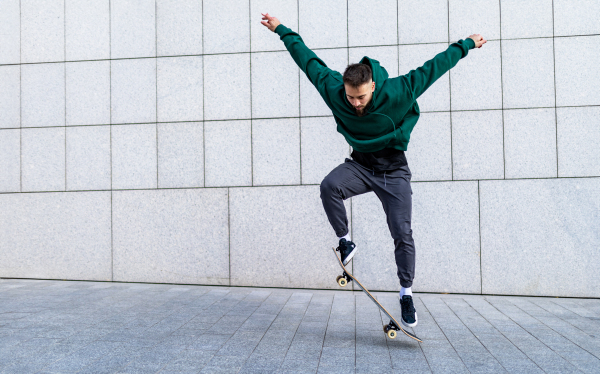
353, 98, 372, 117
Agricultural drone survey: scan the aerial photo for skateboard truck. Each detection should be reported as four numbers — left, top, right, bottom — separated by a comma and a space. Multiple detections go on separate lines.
383, 320, 400, 339
335, 271, 352, 287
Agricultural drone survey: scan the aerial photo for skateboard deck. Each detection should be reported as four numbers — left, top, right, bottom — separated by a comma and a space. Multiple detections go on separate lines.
332, 247, 422, 342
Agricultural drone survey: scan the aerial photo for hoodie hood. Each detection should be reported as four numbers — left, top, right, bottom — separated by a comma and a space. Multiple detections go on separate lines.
341, 56, 389, 113
359, 56, 389, 111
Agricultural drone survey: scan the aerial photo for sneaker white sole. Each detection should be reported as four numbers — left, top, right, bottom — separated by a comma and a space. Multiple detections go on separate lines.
401, 311, 418, 328
342, 247, 358, 266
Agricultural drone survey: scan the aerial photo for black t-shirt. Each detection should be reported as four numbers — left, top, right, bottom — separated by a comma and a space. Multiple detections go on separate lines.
351, 148, 408, 172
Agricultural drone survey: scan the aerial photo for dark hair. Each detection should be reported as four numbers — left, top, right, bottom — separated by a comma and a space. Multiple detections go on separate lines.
343, 63, 373, 88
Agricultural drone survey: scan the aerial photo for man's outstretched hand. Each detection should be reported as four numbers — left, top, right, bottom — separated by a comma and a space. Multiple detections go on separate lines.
261, 13, 280, 32
468, 34, 487, 48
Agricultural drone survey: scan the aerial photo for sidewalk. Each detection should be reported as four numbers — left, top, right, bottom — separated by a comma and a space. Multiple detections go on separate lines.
0, 279, 599, 374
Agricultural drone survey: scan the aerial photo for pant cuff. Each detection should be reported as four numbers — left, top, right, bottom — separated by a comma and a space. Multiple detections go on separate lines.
400, 280, 413, 288
335, 228, 349, 238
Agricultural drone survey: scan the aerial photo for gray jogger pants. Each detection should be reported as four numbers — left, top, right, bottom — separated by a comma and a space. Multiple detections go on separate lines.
320, 158, 415, 288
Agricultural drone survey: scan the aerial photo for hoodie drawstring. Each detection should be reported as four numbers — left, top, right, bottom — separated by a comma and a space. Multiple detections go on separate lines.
370, 112, 398, 138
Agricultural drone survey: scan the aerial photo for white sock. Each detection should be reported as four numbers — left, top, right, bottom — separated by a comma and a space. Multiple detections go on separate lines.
338, 233, 351, 242
400, 287, 412, 298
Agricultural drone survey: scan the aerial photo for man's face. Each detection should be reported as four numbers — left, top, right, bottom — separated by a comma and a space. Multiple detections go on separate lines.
344, 80, 375, 116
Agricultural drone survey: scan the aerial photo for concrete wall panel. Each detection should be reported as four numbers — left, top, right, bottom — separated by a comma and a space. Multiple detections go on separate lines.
348, 0, 397, 47
157, 122, 204, 188
407, 112, 452, 182
0, 129, 20, 193
22, 127, 65, 192
113, 189, 229, 285
204, 54, 250, 121
66, 61, 111, 126
111, 124, 157, 190
251, 52, 299, 119
111, 0, 156, 59
502, 38, 555, 109
399, 0, 448, 44
500, 0, 553, 39
65, 0, 110, 61
0, 65, 20, 129
205, 120, 252, 187
504, 108, 557, 179
157, 56, 203, 123
157, 0, 203, 56
111, 59, 157, 124
299, 0, 347, 49
450, 41, 502, 111
21, 63, 65, 128
252, 118, 300, 186
203, 0, 247, 54
230, 186, 349, 289
0, 0, 20, 65
21, 0, 64, 63
557, 107, 600, 178
449, 0, 500, 41
554, 0, 600, 37
452, 110, 504, 180
66, 125, 111, 191
555, 36, 600, 107
480, 178, 600, 297
0, 191, 112, 280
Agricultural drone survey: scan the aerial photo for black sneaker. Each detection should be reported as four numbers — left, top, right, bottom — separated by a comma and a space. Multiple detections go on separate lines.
400, 295, 418, 328
337, 238, 357, 266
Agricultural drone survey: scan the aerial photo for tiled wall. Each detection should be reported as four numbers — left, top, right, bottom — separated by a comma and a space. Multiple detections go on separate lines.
1, 0, 599, 297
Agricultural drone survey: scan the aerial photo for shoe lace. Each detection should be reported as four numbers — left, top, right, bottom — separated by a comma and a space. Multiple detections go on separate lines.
401, 297, 415, 314
338, 240, 355, 253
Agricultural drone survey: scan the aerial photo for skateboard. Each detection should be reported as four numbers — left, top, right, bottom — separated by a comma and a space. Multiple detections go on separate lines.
332, 247, 423, 342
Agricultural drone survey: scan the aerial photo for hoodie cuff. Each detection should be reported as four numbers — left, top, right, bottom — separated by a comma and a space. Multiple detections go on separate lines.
274, 24, 290, 37
464, 37, 476, 50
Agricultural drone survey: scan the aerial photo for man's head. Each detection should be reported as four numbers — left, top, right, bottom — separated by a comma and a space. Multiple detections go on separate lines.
343, 63, 375, 116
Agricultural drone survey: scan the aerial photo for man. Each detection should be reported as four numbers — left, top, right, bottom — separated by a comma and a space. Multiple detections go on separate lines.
261, 13, 486, 328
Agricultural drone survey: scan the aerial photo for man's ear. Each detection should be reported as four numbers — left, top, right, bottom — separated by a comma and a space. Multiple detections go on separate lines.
371, 81, 375, 92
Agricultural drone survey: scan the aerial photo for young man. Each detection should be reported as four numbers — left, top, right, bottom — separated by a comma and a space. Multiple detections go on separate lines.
261, 13, 486, 328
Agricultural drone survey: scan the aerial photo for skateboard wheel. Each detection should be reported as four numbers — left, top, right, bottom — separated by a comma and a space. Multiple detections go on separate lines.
337, 276, 348, 287
387, 329, 397, 339
383, 325, 390, 333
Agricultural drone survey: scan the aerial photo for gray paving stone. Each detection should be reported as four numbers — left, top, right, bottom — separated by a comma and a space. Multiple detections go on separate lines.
278, 359, 319, 374
1, 280, 600, 373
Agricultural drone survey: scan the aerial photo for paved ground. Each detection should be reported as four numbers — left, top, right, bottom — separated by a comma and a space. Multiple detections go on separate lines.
1, 279, 599, 374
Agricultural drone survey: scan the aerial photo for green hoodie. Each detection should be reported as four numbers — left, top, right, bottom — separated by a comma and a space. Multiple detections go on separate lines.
275, 24, 475, 152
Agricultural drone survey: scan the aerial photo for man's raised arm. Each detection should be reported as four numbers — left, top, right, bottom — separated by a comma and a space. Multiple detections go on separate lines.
261, 13, 341, 90
398, 34, 487, 101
